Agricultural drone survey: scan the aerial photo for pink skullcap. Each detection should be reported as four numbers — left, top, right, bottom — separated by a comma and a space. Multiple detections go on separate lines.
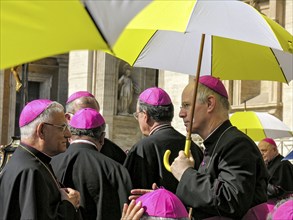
19, 99, 53, 127
262, 138, 277, 148
70, 108, 105, 129
199, 75, 228, 98
136, 188, 188, 218
66, 91, 94, 104
272, 199, 293, 220
139, 87, 172, 106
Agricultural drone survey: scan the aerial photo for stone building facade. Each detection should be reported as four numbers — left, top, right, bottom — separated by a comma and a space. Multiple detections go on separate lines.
0, 55, 69, 142
0, 0, 292, 154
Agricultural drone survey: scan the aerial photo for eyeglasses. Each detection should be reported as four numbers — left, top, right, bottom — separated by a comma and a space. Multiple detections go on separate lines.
133, 111, 143, 120
43, 122, 69, 133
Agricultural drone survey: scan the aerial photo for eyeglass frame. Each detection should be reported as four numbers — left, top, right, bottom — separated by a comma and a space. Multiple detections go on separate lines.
43, 122, 69, 133
133, 111, 144, 120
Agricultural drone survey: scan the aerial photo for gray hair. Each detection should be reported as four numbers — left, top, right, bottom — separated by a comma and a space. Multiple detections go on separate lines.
138, 100, 174, 123
69, 123, 106, 141
20, 102, 64, 138
197, 83, 230, 112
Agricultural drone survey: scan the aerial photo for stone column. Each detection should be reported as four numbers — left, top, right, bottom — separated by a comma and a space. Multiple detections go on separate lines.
0, 69, 11, 144
56, 55, 69, 105
93, 52, 119, 140
68, 51, 94, 95
158, 70, 191, 135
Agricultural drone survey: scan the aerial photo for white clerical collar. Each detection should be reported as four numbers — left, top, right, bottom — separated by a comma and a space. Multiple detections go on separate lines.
205, 121, 225, 140
149, 123, 172, 136
71, 139, 97, 148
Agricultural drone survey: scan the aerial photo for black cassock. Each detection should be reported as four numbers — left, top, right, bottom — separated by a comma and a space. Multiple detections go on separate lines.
51, 142, 132, 220
100, 138, 126, 165
0, 144, 78, 220
124, 125, 203, 193
267, 154, 293, 199
176, 120, 269, 220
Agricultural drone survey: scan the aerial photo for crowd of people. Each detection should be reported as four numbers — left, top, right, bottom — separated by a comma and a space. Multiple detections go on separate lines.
0, 75, 292, 220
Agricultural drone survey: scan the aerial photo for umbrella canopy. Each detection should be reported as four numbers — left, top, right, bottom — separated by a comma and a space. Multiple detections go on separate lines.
113, 0, 293, 83
111, 0, 293, 171
0, 0, 151, 70
230, 111, 293, 141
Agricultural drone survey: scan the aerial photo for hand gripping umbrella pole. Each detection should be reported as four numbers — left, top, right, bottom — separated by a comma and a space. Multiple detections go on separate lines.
164, 34, 206, 172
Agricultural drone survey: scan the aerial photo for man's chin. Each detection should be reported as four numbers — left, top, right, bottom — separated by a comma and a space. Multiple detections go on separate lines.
59, 143, 68, 153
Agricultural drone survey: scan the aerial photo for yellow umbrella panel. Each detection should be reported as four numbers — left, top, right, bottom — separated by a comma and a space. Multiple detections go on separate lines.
1, 0, 106, 69
113, 1, 292, 83
0, 0, 152, 70
114, 30, 292, 83
230, 111, 293, 141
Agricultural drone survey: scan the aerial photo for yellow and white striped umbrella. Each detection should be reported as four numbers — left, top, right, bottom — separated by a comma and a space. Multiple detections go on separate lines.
111, 0, 293, 170
230, 111, 293, 141
0, 0, 151, 70
113, 0, 293, 83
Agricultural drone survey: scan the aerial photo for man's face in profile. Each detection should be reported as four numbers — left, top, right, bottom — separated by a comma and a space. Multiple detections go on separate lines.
258, 141, 277, 163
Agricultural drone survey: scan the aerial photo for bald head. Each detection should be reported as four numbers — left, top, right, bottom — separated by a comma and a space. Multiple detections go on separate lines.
65, 96, 100, 122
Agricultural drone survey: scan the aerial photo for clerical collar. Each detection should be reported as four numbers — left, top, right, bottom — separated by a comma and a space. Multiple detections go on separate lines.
149, 123, 172, 136
71, 139, 97, 148
20, 142, 51, 164
204, 120, 226, 140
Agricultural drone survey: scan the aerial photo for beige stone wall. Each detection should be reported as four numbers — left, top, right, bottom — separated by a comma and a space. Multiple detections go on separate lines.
68, 51, 94, 94
285, 0, 293, 34
67, 51, 160, 150
158, 71, 190, 135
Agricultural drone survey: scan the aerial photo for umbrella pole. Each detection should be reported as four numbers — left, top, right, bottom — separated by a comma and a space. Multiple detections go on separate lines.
186, 33, 206, 220
185, 34, 206, 156
163, 34, 206, 172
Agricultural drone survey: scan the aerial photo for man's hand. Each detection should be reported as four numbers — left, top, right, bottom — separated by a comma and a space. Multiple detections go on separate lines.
171, 150, 194, 181
129, 183, 158, 200
60, 187, 80, 208
121, 200, 144, 220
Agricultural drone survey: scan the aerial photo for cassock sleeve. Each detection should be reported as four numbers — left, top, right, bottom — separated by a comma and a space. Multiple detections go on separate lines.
18, 169, 78, 220
176, 136, 265, 218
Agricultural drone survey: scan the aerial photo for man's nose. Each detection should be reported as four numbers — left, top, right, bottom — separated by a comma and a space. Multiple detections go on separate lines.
64, 128, 72, 138
179, 108, 187, 118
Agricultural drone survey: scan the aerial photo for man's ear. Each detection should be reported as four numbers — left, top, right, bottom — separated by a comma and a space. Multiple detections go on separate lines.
99, 132, 106, 146
144, 111, 151, 123
207, 95, 216, 112
65, 113, 72, 122
37, 123, 45, 139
